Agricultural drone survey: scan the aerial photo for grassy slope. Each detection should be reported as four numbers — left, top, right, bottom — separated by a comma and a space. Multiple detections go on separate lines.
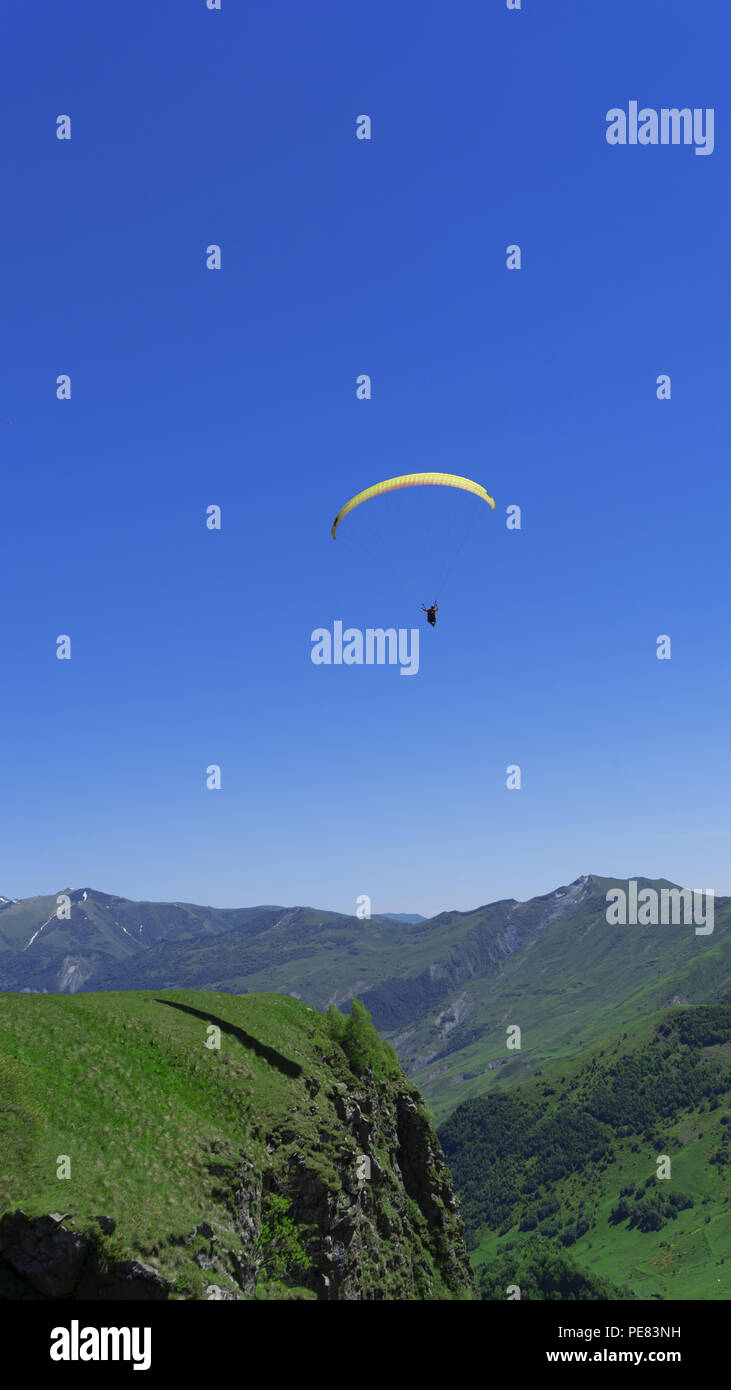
460, 1010, 731, 1301
0, 989, 472, 1300
0, 990, 343, 1296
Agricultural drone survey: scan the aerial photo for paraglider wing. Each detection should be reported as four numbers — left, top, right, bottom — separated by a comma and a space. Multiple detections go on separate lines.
330, 472, 495, 538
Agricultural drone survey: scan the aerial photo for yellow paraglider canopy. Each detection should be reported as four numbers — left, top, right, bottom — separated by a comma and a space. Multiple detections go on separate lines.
331, 472, 495, 538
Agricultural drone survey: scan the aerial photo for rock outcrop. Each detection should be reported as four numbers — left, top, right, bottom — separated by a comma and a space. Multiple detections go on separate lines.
0, 1212, 169, 1300
0, 1070, 476, 1301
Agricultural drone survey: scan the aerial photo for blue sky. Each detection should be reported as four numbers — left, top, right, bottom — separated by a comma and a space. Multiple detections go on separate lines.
2, 0, 729, 915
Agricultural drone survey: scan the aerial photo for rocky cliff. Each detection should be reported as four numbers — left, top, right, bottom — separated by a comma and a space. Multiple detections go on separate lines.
0, 991, 476, 1301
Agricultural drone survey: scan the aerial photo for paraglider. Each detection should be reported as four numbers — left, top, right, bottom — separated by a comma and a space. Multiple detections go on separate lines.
330, 471, 495, 620
330, 471, 495, 539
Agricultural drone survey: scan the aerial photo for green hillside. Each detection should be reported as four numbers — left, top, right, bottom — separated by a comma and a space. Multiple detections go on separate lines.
0, 989, 475, 1300
439, 1002, 731, 1300
409, 878, 730, 1119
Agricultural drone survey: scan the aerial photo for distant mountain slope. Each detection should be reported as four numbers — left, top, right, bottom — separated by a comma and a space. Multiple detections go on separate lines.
2, 876, 728, 1118
439, 1001, 731, 1301
0, 890, 347, 993
393, 875, 731, 1117
379, 914, 426, 925
0, 886, 263, 963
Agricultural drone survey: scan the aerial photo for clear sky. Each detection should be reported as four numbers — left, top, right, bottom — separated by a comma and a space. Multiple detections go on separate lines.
2, 0, 729, 915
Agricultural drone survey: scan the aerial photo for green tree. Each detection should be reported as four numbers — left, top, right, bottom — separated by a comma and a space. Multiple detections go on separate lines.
324, 1004, 346, 1043
342, 999, 382, 1076
254, 1195, 310, 1293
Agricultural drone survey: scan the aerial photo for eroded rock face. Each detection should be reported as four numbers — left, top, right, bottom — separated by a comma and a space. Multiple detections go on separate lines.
239, 1074, 476, 1301
189, 1069, 475, 1302
56, 956, 98, 994
75, 1260, 169, 1301
0, 1212, 89, 1298
0, 1212, 169, 1300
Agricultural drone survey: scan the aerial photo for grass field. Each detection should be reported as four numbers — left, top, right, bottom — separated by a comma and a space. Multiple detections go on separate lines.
0, 990, 335, 1295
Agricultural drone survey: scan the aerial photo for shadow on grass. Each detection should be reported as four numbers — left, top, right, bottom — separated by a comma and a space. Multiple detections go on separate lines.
155, 999, 303, 1079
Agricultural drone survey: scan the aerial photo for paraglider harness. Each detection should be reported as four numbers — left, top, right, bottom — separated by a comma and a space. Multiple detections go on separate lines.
422, 602, 438, 627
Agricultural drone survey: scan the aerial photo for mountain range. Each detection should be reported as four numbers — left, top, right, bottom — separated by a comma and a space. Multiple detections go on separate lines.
2, 875, 728, 1119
